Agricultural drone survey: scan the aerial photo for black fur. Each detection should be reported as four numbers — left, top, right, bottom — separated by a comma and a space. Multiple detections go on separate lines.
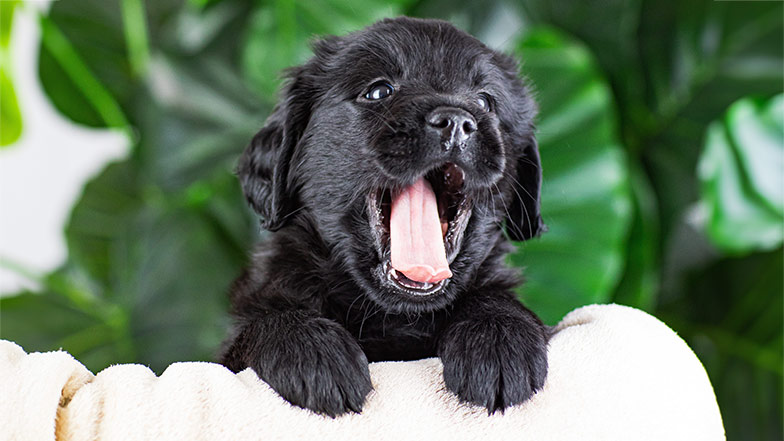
220, 17, 548, 417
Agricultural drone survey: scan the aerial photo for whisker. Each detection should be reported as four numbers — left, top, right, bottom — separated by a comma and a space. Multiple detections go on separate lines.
503, 169, 537, 203
363, 106, 397, 132
344, 290, 365, 324
494, 181, 529, 240
501, 169, 537, 239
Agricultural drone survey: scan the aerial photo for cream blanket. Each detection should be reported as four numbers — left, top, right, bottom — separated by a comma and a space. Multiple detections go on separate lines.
0, 304, 725, 440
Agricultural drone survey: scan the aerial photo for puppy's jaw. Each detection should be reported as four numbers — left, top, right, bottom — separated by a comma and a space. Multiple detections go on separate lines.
366, 162, 472, 298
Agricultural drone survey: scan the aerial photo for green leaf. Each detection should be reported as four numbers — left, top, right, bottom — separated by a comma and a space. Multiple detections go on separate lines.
38, 12, 130, 129
117, 205, 242, 371
0, 292, 100, 353
188, 0, 224, 8
242, 0, 412, 100
0, 0, 22, 147
170, 1, 247, 54
639, 2, 783, 244
0, 66, 21, 146
407, 0, 516, 40
0, 281, 132, 372
635, 2, 782, 123
120, 0, 150, 76
37, 0, 182, 128
509, 28, 633, 324
725, 96, 784, 216
62, 157, 254, 371
657, 248, 783, 441
35, 2, 263, 367
515, 1, 782, 252
611, 161, 660, 312
698, 95, 784, 254
0, 0, 18, 48
513, 0, 649, 146
65, 161, 142, 288
26, 0, 260, 370
60, 88, 258, 371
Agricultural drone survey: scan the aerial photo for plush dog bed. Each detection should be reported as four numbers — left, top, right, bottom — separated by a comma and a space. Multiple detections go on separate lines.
0, 304, 724, 440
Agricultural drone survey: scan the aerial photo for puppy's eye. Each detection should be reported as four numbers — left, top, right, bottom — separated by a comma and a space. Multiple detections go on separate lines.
477, 93, 493, 112
365, 82, 395, 100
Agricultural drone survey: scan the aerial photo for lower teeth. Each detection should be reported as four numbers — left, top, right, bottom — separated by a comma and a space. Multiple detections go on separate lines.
391, 269, 433, 290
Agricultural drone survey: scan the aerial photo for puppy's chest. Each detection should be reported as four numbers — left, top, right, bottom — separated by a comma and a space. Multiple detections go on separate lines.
355, 321, 441, 362
330, 304, 448, 362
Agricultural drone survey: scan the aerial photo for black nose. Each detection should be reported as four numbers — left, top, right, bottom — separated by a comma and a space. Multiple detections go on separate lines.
426, 107, 477, 151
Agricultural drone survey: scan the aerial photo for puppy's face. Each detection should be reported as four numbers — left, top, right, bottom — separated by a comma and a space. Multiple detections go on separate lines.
240, 18, 544, 313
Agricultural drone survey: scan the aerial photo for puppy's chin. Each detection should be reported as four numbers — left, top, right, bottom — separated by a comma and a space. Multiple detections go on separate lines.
361, 162, 473, 313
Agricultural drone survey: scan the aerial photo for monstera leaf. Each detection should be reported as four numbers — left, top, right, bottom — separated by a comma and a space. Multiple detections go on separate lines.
698, 95, 783, 254
1, 0, 260, 372
509, 29, 633, 324
242, 0, 413, 100
0, 0, 22, 146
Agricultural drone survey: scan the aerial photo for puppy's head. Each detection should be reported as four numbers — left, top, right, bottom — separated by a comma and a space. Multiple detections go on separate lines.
239, 17, 544, 313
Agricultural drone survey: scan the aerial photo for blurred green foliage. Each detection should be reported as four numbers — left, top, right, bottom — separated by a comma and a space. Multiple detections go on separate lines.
699, 95, 783, 254
509, 29, 632, 322
0, 0, 22, 146
0, 1, 781, 439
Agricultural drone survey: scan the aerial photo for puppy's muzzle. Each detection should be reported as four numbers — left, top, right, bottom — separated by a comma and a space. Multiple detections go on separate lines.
426, 107, 477, 152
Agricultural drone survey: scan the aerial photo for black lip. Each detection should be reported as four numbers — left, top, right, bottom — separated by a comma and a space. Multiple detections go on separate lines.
384, 261, 446, 295
366, 162, 473, 296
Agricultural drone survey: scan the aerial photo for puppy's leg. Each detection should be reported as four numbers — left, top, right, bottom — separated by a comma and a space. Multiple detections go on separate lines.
438, 294, 548, 413
220, 309, 372, 417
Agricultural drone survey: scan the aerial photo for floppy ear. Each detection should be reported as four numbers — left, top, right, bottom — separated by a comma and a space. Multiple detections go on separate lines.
237, 77, 308, 231
237, 36, 342, 231
505, 136, 546, 241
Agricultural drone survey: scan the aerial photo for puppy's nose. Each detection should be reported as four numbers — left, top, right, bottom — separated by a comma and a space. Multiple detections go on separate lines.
426, 107, 477, 151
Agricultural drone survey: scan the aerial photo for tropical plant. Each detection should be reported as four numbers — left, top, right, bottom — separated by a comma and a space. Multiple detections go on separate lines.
1, 1, 781, 439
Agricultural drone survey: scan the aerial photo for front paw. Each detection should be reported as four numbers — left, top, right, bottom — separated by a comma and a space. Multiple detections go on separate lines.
249, 312, 372, 417
439, 311, 548, 413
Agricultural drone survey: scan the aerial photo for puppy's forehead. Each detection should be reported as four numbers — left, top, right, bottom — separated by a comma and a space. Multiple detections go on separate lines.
339, 18, 494, 90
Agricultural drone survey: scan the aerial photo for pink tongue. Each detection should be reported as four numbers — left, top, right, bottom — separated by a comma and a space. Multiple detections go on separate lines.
390, 177, 452, 284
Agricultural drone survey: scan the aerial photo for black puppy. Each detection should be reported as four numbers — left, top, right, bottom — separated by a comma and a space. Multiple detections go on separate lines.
220, 17, 548, 417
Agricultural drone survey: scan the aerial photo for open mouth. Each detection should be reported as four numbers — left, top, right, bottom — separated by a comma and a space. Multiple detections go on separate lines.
367, 162, 472, 296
